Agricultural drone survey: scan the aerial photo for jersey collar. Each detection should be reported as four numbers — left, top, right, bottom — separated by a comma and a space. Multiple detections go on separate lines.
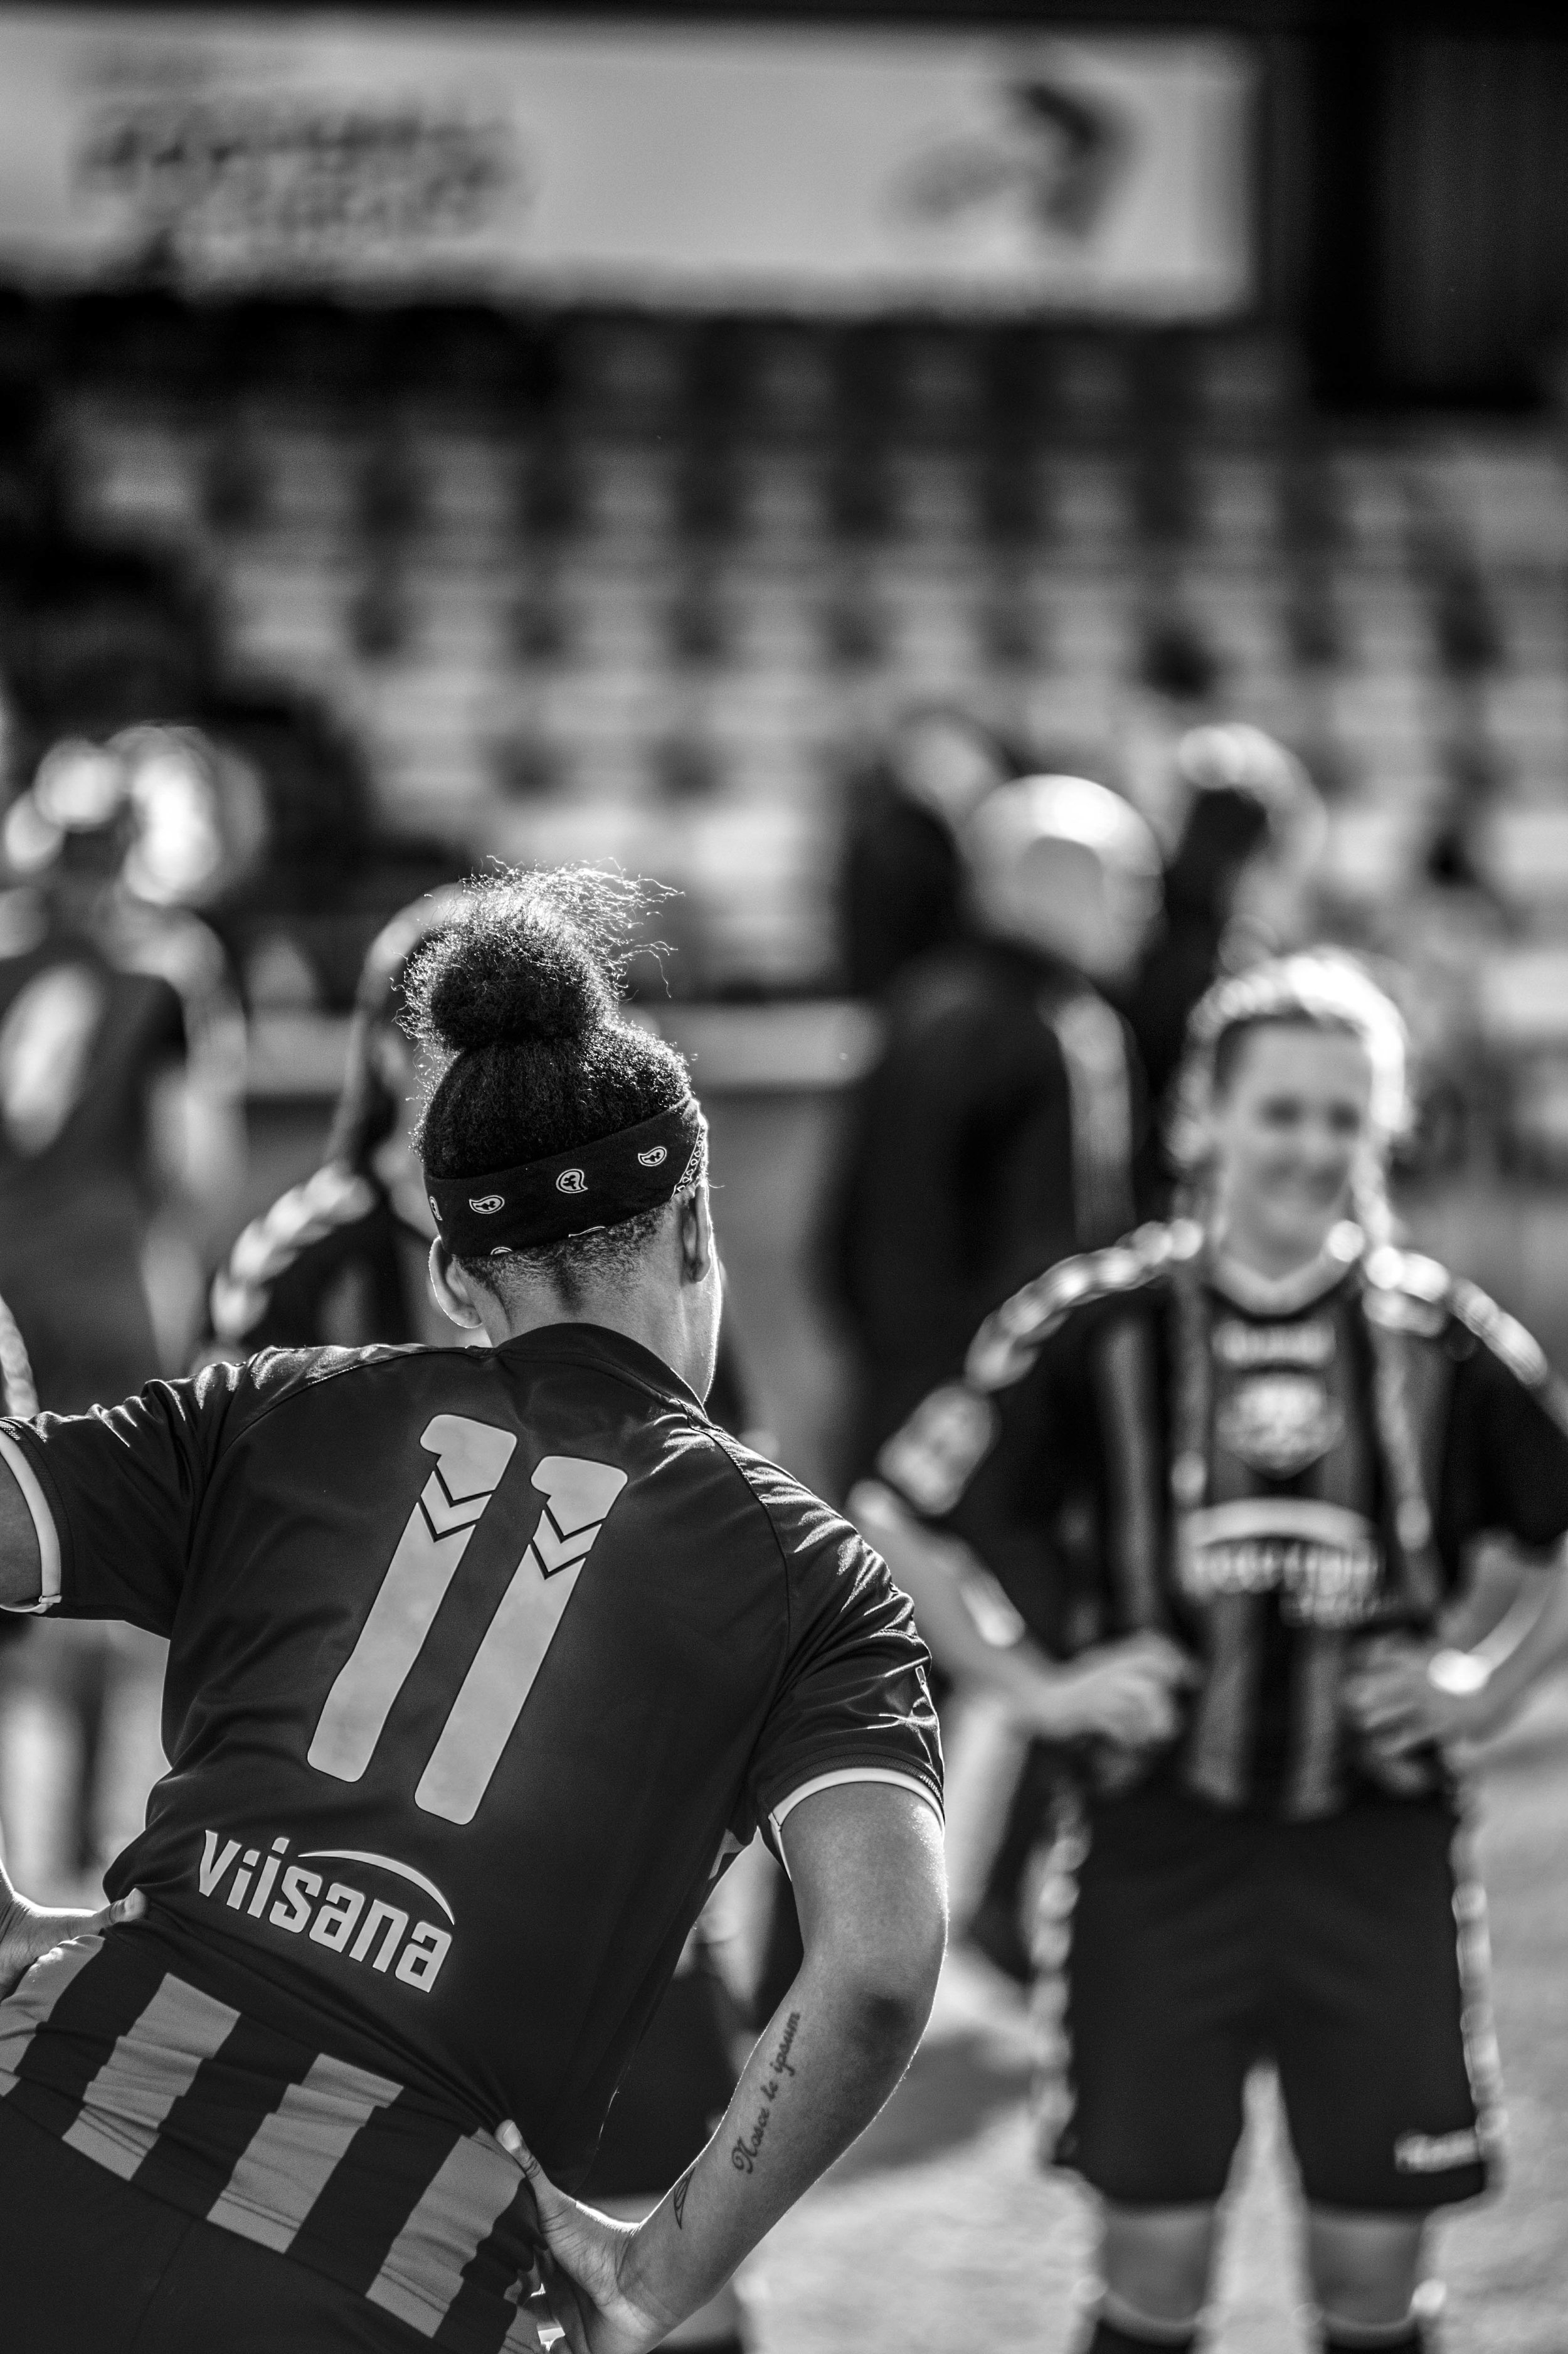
494, 1320, 709, 1414
1205, 1221, 1365, 1317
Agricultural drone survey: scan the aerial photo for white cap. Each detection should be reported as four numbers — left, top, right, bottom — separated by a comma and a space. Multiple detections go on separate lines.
965, 775, 1162, 981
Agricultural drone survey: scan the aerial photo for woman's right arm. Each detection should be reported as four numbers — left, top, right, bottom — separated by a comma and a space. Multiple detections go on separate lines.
501, 1781, 947, 2354
850, 1476, 1192, 1748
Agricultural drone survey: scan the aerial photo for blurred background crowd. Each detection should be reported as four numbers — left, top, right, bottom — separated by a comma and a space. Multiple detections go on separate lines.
0, 0, 1566, 1943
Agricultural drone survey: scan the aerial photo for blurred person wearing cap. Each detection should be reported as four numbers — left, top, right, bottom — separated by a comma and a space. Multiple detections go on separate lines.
824, 778, 1160, 1984
0, 728, 249, 1902
837, 702, 1019, 999
825, 773, 1162, 1473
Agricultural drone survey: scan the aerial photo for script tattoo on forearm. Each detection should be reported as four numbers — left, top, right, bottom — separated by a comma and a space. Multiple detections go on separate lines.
672, 2165, 695, 2229
768, 2012, 799, 2078
731, 2008, 801, 2175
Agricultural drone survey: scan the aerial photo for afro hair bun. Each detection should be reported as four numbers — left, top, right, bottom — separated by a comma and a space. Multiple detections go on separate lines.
409, 872, 625, 1054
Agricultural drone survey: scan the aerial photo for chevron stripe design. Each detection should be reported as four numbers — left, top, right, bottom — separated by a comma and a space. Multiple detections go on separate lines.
417, 1465, 498, 1542
529, 1505, 602, 1578
414, 1456, 628, 1825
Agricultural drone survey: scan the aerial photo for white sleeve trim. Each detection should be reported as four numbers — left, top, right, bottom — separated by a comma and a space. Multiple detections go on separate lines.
0, 1430, 61, 1614
768, 1767, 944, 1857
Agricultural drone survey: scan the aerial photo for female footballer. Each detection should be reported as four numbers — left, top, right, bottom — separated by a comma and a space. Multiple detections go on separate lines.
0, 867, 946, 2351
206, 884, 765, 2354
858, 951, 1568, 2354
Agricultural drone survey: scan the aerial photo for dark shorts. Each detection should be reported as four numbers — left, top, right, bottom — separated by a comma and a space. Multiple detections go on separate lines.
0, 2102, 429, 2351
1048, 1782, 1500, 2214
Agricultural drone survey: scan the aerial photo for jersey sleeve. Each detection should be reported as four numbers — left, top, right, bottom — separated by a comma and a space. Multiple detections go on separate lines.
0, 1361, 245, 1633
872, 1271, 1072, 1557
736, 1458, 943, 1858
1451, 1291, 1568, 1551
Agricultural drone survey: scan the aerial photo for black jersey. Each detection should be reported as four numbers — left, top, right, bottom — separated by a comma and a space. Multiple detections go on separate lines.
0, 1327, 940, 2348
877, 1221, 1568, 1821
0, 894, 241, 1407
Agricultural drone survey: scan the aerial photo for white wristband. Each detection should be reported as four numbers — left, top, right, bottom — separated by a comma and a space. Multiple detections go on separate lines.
1427, 1648, 1492, 1698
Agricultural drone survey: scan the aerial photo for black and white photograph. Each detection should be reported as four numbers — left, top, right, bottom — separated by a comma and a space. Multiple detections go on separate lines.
0, 3, 1564, 2349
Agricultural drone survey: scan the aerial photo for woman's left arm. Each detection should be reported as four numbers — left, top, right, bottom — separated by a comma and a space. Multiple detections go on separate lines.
1345, 1553, 1568, 1754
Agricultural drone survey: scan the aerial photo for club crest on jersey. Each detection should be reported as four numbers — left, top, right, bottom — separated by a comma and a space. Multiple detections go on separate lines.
556, 1169, 587, 1195
637, 1145, 667, 1167
194, 1830, 453, 1992
1217, 1372, 1343, 1478
468, 1194, 506, 1215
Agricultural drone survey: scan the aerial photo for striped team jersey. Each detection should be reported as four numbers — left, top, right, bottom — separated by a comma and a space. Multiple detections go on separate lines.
877, 1222, 1568, 1820
0, 1326, 941, 2349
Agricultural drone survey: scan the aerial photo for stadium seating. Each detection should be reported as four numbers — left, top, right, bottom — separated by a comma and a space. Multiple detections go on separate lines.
3, 297, 1564, 1036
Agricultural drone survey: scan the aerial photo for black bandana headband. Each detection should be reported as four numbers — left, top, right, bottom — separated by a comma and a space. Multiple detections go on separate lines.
426, 1100, 707, 1256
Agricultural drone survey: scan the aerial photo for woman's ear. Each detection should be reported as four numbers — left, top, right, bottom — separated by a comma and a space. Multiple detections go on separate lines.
428, 1238, 485, 1330
677, 1185, 717, 1287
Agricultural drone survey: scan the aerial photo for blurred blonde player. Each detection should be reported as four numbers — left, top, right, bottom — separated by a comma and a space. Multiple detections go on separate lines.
0, 729, 247, 1897
861, 953, 1568, 2354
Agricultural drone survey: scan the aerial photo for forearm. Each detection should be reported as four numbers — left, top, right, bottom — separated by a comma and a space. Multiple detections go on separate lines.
1459, 1561, 1568, 1729
849, 1479, 1056, 1707
619, 1954, 928, 2330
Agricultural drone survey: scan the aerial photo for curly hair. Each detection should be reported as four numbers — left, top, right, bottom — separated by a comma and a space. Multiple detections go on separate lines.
405, 866, 697, 1305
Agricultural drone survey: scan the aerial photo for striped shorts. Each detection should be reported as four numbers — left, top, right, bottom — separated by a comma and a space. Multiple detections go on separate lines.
0, 1927, 543, 2351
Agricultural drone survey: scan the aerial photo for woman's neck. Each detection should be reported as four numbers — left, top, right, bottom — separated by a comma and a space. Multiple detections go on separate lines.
1207, 1217, 1363, 1314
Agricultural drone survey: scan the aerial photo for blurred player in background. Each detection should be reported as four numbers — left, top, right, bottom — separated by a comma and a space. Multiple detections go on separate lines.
825, 772, 1162, 1474
859, 951, 1568, 2354
824, 774, 1162, 1981
836, 702, 1018, 1000
209, 884, 763, 2354
1125, 724, 1325, 1155
209, 888, 467, 1362
0, 728, 246, 1898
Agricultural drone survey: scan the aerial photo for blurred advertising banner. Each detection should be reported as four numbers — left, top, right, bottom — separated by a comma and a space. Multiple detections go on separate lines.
0, 10, 1254, 315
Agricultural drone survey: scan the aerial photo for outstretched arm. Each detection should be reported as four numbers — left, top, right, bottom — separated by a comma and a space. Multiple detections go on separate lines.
501, 1780, 947, 2354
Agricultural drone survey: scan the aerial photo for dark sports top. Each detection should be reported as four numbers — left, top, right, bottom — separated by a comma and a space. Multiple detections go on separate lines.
876, 1220, 1568, 1822
822, 937, 1142, 1460
0, 1326, 940, 2349
0, 894, 242, 1408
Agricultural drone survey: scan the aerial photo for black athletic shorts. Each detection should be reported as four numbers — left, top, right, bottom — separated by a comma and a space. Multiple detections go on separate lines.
1047, 1781, 1500, 2214
0, 2102, 432, 2351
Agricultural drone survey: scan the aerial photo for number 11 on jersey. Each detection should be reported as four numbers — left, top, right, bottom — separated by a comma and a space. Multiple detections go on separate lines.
308, 1416, 626, 1824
